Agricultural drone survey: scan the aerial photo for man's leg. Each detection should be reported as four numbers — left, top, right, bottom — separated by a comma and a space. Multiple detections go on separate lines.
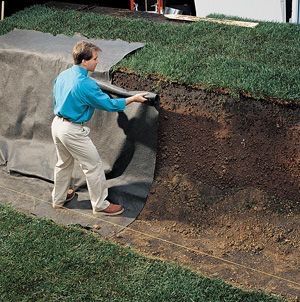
60, 125, 110, 212
51, 118, 75, 207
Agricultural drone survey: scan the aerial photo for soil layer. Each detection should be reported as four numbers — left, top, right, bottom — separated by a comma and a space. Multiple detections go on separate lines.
112, 70, 300, 301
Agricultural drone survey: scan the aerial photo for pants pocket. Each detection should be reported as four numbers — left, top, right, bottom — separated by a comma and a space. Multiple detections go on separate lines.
81, 126, 90, 136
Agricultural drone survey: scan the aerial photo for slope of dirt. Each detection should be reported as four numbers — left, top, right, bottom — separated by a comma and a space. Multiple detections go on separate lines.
112, 70, 300, 301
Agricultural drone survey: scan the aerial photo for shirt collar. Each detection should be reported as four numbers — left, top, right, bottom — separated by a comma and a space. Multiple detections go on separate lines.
72, 65, 88, 76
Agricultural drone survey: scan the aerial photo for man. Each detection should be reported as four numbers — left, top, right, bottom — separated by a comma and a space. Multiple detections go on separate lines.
51, 40, 147, 216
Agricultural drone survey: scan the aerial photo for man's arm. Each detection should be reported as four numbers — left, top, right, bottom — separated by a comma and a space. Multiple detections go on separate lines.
82, 79, 147, 111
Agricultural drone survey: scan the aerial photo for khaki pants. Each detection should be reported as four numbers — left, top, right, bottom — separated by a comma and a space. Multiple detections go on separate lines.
51, 116, 110, 211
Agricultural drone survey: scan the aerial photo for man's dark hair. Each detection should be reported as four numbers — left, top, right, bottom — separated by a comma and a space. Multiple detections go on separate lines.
72, 41, 101, 65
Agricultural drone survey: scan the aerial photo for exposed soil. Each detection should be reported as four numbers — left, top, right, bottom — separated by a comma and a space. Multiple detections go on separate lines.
112, 71, 300, 301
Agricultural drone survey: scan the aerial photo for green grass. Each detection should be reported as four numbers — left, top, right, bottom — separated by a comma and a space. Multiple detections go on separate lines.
1, 5, 300, 101
0, 205, 283, 302
0, 6, 300, 101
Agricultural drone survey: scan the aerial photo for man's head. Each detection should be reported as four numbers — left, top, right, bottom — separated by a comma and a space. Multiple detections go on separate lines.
72, 41, 101, 72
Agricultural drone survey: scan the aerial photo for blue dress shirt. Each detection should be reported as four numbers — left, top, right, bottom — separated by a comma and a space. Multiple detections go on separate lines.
53, 65, 126, 123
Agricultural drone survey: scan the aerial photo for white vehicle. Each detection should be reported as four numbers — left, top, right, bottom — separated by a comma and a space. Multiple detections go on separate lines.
193, 0, 287, 22
193, 0, 300, 23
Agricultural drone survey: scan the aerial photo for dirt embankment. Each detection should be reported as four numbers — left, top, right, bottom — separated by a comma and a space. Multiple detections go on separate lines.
113, 70, 300, 300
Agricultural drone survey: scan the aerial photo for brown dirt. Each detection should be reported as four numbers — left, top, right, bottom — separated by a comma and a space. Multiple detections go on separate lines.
112, 71, 300, 301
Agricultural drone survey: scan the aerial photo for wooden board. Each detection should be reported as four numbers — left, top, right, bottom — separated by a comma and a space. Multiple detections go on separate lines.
164, 14, 259, 28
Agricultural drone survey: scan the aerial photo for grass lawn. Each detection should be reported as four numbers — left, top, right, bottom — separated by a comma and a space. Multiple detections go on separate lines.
1, 5, 300, 101
0, 205, 284, 302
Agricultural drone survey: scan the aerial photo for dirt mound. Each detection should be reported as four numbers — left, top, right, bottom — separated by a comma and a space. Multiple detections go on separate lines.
113, 70, 300, 301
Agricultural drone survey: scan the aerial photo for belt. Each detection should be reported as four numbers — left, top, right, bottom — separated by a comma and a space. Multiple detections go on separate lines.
56, 115, 84, 125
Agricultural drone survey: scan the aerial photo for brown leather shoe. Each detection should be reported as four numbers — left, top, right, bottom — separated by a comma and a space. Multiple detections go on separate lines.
53, 189, 76, 209
66, 189, 76, 201
94, 203, 124, 216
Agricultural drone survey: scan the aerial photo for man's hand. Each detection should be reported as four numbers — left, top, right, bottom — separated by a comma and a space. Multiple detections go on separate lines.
125, 93, 148, 105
